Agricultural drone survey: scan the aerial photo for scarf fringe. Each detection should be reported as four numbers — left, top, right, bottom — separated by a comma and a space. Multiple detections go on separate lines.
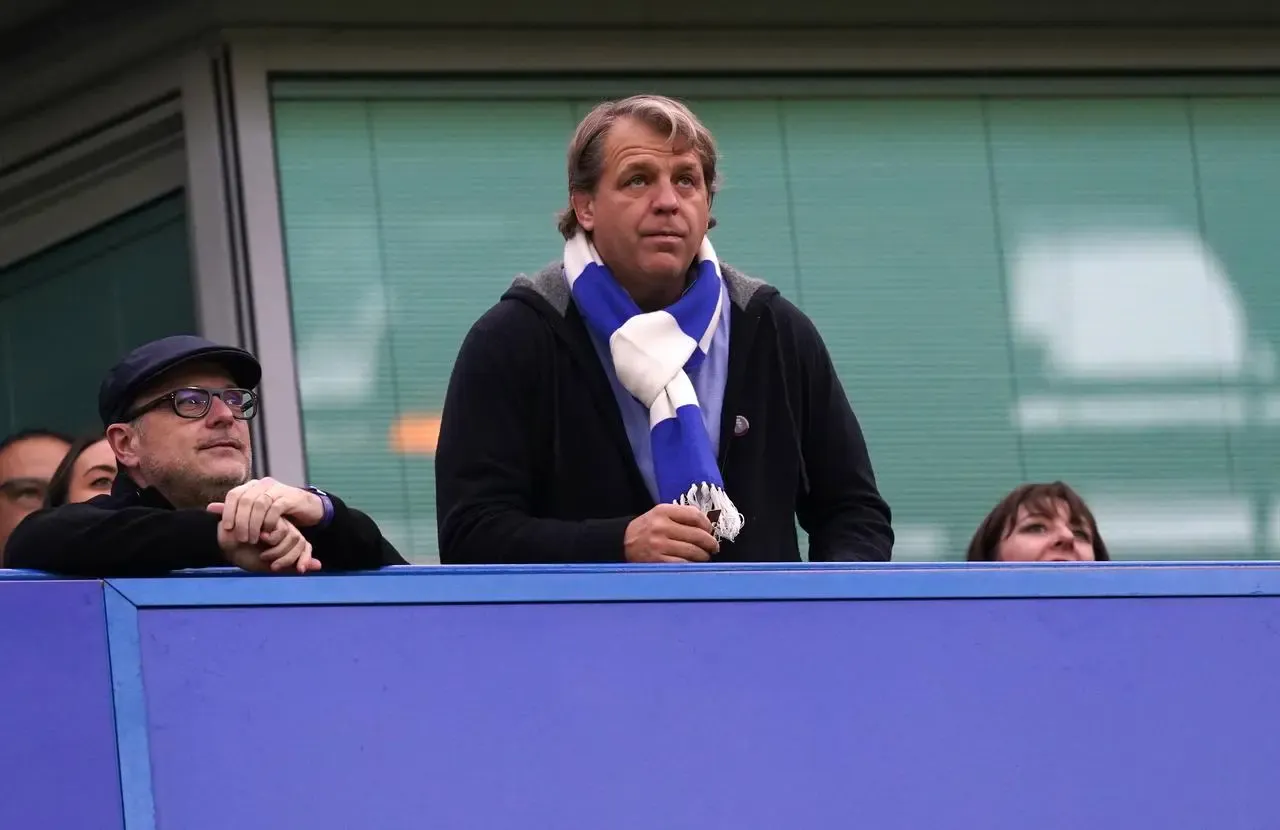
678, 483, 746, 542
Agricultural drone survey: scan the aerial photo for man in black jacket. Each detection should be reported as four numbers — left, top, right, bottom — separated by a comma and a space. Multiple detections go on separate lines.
435, 94, 893, 565
6, 335, 406, 576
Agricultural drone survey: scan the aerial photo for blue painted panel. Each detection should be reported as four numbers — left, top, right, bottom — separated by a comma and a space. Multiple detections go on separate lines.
105, 586, 155, 830
134, 593, 1280, 829
0, 580, 123, 830
109, 560, 1280, 607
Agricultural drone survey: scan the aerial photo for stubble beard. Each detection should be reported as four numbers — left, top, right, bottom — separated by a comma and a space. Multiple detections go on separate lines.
141, 457, 252, 510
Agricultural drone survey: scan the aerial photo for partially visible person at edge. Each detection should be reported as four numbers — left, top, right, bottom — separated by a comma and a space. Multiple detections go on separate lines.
966, 481, 1111, 563
435, 94, 893, 565
6, 335, 407, 576
44, 432, 117, 508
0, 428, 71, 560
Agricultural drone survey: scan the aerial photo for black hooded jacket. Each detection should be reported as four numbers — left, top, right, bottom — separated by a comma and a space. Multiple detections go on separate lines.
435, 261, 894, 564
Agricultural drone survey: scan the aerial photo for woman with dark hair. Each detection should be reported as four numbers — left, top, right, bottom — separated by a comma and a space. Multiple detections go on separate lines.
44, 434, 117, 508
966, 481, 1110, 562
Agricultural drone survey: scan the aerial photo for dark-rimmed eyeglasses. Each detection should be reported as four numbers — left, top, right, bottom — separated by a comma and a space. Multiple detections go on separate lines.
124, 387, 258, 422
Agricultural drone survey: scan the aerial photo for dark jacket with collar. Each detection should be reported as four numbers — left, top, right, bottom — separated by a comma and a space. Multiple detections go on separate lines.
4, 472, 406, 576
435, 261, 894, 564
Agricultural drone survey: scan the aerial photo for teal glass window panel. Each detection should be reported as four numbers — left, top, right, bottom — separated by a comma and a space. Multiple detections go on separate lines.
987, 98, 1237, 560
274, 100, 413, 554
273, 85, 1280, 562
1190, 97, 1280, 559
0, 193, 195, 437
782, 99, 1022, 560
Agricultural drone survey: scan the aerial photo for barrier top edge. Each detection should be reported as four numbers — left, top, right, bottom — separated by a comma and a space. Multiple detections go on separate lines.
2, 561, 1271, 606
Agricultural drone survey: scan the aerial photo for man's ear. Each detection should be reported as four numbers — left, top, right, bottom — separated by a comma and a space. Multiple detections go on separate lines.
570, 190, 595, 232
106, 424, 140, 470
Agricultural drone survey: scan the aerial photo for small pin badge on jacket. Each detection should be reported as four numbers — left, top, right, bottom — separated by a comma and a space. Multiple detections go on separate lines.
733, 415, 750, 437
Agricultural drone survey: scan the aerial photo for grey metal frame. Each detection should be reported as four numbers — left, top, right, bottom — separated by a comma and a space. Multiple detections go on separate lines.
0, 49, 247, 383
230, 25, 1280, 74
274, 75, 1280, 101
180, 46, 243, 349
0, 63, 186, 270
224, 43, 310, 486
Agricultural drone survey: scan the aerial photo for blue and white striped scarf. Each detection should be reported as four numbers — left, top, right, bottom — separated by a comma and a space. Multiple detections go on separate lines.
564, 230, 744, 542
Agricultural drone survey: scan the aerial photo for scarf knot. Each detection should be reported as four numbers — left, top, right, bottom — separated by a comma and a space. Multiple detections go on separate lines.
564, 231, 744, 542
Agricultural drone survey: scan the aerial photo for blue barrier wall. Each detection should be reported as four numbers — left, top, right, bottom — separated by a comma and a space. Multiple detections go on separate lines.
0, 578, 123, 830
5, 562, 1280, 829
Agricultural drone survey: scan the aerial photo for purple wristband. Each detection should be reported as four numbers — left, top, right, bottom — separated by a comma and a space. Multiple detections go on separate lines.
307, 487, 335, 528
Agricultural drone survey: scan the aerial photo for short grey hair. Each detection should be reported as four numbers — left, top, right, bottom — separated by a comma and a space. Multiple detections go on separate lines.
557, 94, 720, 239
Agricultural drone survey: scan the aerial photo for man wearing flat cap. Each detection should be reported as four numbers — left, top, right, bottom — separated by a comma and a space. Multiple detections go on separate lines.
5, 335, 406, 576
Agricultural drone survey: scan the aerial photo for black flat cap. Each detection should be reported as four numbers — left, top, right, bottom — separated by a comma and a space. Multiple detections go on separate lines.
98, 335, 262, 426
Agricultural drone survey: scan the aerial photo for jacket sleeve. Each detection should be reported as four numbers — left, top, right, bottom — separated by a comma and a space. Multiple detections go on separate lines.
302, 494, 407, 569
781, 298, 895, 562
435, 302, 633, 564
4, 501, 226, 577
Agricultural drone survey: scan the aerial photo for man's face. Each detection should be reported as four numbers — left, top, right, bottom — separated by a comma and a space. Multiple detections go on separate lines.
572, 117, 711, 298
112, 365, 254, 509
0, 434, 70, 556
